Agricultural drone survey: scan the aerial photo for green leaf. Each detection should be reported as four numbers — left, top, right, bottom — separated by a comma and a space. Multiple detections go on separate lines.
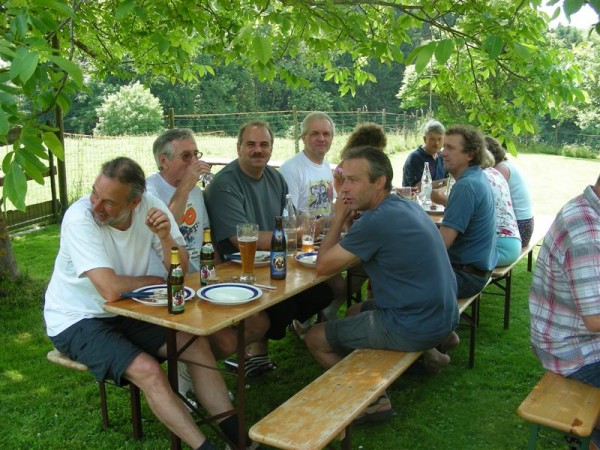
484, 35, 504, 59
10, 48, 39, 84
0, 109, 8, 137
36, 0, 76, 18
46, 55, 84, 87
116, 0, 137, 20
3, 163, 27, 212
434, 40, 454, 64
42, 132, 64, 160
563, 0, 585, 18
252, 35, 272, 65
413, 42, 436, 74
512, 122, 521, 135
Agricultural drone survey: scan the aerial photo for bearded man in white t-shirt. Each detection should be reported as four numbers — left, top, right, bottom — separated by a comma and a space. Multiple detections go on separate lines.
44, 157, 256, 450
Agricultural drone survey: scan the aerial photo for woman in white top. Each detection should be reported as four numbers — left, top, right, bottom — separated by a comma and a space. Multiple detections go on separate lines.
485, 137, 534, 246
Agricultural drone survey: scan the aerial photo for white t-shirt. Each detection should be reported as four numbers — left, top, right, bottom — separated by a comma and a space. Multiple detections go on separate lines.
44, 194, 184, 337
146, 172, 209, 273
279, 151, 335, 216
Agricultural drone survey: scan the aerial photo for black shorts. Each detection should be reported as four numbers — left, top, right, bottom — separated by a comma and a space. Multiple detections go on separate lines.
50, 316, 166, 386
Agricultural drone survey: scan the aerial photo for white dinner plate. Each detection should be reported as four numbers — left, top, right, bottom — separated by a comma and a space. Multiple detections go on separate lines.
229, 251, 271, 267
131, 284, 195, 307
422, 204, 445, 215
197, 283, 263, 305
295, 252, 318, 268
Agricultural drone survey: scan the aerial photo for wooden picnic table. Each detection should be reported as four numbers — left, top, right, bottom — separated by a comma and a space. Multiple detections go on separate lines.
104, 257, 339, 449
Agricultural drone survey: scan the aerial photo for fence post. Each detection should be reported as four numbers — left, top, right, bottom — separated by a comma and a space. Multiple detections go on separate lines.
293, 106, 299, 153
168, 108, 175, 129
382, 109, 386, 131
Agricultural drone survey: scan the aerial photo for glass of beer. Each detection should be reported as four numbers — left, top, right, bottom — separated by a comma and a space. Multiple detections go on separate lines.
300, 214, 316, 253
237, 223, 258, 284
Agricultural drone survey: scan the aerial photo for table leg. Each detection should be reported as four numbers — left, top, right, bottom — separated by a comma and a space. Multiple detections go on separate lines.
166, 329, 182, 450
237, 319, 247, 449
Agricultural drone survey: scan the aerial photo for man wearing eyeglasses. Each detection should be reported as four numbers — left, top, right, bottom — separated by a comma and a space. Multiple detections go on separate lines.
147, 128, 212, 273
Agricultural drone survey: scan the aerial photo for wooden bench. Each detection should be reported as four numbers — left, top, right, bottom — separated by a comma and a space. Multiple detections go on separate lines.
485, 215, 554, 329
47, 348, 143, 440
457, 292, 481, 369
249, 292, 482, 450
517, 371, 600, 449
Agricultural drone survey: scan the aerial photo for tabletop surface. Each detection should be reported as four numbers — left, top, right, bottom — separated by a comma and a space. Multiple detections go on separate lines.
104, 258, 339, 336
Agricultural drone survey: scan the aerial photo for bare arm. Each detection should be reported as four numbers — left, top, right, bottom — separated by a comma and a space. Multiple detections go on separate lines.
146, 207, 189, 274
87, 268, 165, 302
439, 225, 459, 249
582, 314, 600, 333
168, 161, 211, 224
494, 163, 511, 182
431, 188, 448, 206
228, 231, 273, 251
316, 200, 359, 275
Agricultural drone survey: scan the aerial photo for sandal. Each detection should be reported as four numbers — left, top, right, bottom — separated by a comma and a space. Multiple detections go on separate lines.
353, 393, 396, 426
224, 355, 277, 378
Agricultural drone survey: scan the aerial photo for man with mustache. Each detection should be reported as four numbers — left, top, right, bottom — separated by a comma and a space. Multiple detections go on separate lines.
205, 120, 334, 377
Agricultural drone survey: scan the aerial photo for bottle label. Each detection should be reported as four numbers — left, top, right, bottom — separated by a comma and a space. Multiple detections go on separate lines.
200, 263, 214, 285
171, 283, 185, 311
270, 251, 286, 278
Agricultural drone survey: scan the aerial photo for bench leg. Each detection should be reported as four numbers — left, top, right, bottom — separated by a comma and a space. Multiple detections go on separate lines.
99, 381, 109, 429
341, 425, 352, 450
468, 295, 479, 369
503, 270, 512, 330
527, 423, 539, 450
130, 384, 143, 440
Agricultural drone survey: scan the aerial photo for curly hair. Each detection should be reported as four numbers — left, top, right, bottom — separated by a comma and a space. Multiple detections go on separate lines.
485, 136, 507, 165
341, 122, 387, 159
445, 125, 486, 166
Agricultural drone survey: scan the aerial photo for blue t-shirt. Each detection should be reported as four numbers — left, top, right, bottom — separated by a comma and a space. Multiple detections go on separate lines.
402, 146, 446, 187
442, 165, 498, 271
341, 195, 459, 343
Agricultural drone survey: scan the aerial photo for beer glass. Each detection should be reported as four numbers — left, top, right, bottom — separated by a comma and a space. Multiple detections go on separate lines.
300, 213, 316, 253
237, 223, 258, 283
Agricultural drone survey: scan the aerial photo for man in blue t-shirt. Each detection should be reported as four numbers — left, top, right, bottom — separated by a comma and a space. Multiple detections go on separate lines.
305, 146, 459, 425
438, 125, 497, 297
402, 119, 447, 188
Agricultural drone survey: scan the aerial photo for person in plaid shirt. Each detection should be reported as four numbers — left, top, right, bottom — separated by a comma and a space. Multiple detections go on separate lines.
529, 174, 600, 386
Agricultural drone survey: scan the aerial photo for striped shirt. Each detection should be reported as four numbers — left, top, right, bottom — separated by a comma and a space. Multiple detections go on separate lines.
529, 185, 600, 376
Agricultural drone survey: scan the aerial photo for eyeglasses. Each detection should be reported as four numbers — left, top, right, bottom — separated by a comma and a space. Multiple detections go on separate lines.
177, 150, 203, 162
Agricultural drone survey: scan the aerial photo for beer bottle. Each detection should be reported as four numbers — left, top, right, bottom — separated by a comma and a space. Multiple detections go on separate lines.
200, 227, 216, 286
167, 247, 185, 314
270, 216, 287, 280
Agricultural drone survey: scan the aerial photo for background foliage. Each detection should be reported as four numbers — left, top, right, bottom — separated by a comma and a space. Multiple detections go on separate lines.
93, 82, 164, 136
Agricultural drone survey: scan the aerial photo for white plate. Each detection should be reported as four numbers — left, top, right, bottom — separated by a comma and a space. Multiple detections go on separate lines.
422, 204, 445, 215
230, 251, 271, 267
295, 252, 318, 268
131, 284, 195, 307
197, 283, 263, 305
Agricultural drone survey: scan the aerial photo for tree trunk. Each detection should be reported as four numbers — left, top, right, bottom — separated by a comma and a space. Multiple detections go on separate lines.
0, 213, 19, 280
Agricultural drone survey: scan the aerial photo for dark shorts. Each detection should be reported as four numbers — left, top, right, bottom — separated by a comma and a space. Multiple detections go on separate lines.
568, 360, 600, 388
325, 300, 443, 356
517, 217, 534, 247
265, 282, 333, 340
454, 269, 488, 298
49, 316, 167, 386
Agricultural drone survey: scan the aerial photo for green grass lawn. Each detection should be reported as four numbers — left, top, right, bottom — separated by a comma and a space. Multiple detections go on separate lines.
2, 225, 564, 449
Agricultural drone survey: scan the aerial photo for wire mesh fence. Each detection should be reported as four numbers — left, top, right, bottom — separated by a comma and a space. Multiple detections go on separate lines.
1, 110, 424, 230
2, 109, 597, 231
